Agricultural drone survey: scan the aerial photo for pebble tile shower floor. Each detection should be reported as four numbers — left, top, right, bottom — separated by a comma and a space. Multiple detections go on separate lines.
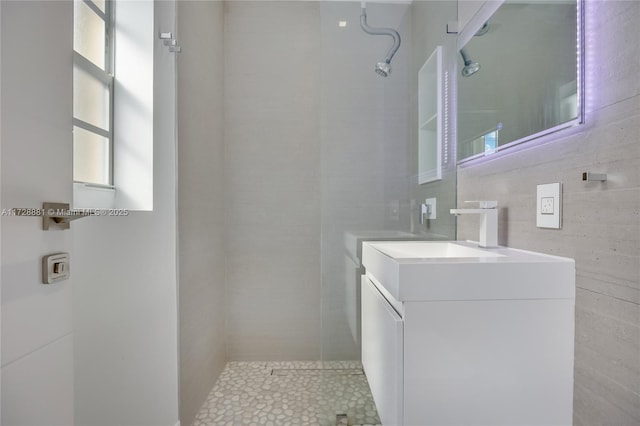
192, 361, 381, 426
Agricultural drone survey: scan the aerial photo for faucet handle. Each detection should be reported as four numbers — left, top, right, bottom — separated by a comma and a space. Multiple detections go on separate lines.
464, 200, 497, 209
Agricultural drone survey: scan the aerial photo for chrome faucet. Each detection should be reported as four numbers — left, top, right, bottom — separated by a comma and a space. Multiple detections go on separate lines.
450, 201, 498, 248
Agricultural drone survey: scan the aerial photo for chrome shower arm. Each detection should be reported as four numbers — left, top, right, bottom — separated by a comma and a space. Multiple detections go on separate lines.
460, 47, 472, 66
459, 47, 481, 77
360, 6, 401, 64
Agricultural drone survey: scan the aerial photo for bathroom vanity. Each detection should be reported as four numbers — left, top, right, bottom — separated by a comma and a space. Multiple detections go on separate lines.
361, 241, 575, 426
344, 231, 420, 345
343, 231, 447, 346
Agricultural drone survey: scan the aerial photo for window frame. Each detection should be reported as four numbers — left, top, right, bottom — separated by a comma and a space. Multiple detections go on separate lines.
73, 0, 115, 188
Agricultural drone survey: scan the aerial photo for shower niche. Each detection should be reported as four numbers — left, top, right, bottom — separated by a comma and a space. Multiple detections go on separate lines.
418, 46, 444, 184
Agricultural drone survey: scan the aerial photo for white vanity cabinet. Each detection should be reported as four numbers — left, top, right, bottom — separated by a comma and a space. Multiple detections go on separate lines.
361, 241, 575, 426
343, 231, 427, 347
361, 275, 403, 426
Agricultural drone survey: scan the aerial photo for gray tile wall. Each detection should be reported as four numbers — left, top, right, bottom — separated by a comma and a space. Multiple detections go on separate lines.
178, 2, 227, 425
222, 1, 412, 362
409, 1, 458, 240
456, 1, 640, 424
319, 1, 411, 360
224, 1, 323, 360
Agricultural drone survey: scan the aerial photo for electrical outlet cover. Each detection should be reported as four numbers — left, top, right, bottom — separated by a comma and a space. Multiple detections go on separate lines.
541, 197, 554, 214
537, 183, 562, 229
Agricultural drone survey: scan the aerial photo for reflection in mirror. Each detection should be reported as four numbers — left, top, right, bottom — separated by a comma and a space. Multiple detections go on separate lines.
457, 0, 582, 162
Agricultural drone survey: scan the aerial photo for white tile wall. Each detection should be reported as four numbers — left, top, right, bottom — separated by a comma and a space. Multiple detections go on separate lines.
224, 1, 322, 361
177, 2, 227, 425
456, 1, 640, 423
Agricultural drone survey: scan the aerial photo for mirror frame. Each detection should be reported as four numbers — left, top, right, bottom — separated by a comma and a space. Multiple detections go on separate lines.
456, 0, 585, 164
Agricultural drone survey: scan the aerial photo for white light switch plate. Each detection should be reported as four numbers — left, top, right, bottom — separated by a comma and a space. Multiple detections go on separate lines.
537, 183, 562, 229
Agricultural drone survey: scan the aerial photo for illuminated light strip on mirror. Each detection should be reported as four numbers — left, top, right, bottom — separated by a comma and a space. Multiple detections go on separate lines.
443, 70, 449, 165
576, 0, 585, 126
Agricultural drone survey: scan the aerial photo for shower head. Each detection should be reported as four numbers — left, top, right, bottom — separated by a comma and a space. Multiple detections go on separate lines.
461, 61, 481, 77
375, 61, 391, 77
460, 47, 481, 77
360, 4, 401, 78
458, 22, 488, 77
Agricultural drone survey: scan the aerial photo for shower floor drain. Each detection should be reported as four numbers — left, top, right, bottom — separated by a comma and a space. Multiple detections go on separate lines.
271, 368, 364, 376
336, 413, 349, 425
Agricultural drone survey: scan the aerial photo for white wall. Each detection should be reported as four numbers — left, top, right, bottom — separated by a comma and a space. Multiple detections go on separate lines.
457, 1, 640, 424
112, 0, 155, 211
1, 1, 75, 424
177, 1, 226, 425
72, 1, 179, 425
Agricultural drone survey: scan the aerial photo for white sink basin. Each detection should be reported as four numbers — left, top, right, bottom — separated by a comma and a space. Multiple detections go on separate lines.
370, 241, 505, 259
362, 240, 575, 302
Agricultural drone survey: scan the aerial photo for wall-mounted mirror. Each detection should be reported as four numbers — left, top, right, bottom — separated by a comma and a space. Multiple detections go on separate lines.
457, 0, 583, 162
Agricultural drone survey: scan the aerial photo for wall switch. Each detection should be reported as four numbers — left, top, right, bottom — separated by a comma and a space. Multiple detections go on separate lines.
537, 183, 562, 229
42, 252, 70, 284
